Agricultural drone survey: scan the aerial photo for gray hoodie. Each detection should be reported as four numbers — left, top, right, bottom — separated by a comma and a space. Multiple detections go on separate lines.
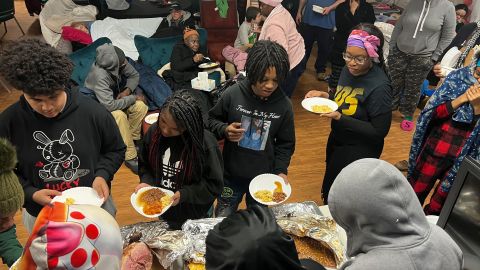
329, 158, 463, 270
84, 43, 139, 112
390, 0, 456, 61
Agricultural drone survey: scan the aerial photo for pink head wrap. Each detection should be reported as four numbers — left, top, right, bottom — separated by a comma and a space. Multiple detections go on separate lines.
259, 0, 283, 7
347, 29, 381, 63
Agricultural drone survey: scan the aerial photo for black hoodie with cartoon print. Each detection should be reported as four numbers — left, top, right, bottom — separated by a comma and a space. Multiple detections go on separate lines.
0, 88, 125, 217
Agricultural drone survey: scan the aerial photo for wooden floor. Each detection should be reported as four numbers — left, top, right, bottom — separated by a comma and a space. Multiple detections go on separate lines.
0, 2, 414, 269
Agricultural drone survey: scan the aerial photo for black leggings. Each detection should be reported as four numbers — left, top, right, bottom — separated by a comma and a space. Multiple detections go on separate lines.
322, 133, 383, 203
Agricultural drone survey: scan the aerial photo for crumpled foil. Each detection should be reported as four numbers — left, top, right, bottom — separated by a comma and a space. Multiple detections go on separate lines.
276, 214, 347, 268
120, 220, 169, 248
181, 218, 224, 264
120, 221, 186, 269
145, 230, 188, 269
271, 201, 323, 217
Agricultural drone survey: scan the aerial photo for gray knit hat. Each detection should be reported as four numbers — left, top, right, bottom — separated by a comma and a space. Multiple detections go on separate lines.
0, 138, 24, 216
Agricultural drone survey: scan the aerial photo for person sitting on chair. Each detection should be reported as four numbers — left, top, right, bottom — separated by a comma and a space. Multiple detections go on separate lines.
84, 44, 148, 174
152, 2, 196, 38
165, 28, 211, 90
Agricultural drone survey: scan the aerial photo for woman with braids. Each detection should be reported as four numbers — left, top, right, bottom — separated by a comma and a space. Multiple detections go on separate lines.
305, 24, 392, 203
209, 40, 295, 217
136, 90, 223, 229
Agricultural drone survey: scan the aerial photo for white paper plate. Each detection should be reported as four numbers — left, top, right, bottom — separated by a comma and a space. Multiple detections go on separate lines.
249, 173, 291, 206
301, 97, 338, 114
198, 62, 219, 69
51, 187, 104, 206
144, 113, 159, 124
131, 187, 174, 218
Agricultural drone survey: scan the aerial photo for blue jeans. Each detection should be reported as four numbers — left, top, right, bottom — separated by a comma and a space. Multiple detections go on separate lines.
299, 23, 334, 74
215, 177, 265, 217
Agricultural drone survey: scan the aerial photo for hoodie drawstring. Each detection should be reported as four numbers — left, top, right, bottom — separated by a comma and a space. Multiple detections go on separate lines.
419, 0, 431, 33
413, 1, 431, 39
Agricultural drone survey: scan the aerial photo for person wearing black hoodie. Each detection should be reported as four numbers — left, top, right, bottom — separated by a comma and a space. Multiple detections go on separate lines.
209, 40, 295, 217
206, 205, 326, 270
136, 90, 223, 229
0, 40, 125, 233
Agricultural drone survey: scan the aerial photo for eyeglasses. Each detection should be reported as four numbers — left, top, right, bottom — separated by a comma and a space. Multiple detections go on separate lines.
343, 52, 368, 65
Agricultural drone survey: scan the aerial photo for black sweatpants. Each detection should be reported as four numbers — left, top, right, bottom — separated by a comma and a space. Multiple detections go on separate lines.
322, 133, 383, 203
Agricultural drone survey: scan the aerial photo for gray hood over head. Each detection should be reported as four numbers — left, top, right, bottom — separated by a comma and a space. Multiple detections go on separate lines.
329, 158, 463, 270
95, 43, 121, 77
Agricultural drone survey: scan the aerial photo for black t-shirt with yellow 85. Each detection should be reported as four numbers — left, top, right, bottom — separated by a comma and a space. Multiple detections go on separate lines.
331, 64, 392, 144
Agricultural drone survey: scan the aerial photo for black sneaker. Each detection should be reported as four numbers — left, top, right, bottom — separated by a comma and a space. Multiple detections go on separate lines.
125, 157, 139, 175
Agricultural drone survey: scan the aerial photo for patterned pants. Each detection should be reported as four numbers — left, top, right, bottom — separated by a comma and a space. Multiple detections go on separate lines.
409, 150, 454, 215
388, 47, 433, 118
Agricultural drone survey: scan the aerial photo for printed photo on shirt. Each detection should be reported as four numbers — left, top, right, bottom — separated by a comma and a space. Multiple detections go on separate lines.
239, 115, 270, 151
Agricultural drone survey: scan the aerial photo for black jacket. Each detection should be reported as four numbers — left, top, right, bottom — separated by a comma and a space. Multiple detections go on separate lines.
167, 42, 208, 90
208, 79, 295, 181
152, 11, 195, 38
139, 123, 223, 229
331, 0, 375, 65
0, 88, 125, 217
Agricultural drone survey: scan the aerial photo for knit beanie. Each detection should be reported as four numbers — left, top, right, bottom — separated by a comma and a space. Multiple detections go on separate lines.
184, 27, 199, 41
0, 138, 24, 217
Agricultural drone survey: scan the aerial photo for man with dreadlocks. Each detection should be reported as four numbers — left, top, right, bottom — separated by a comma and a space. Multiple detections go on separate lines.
136, 90, 223, 229
209, 40, 295, 217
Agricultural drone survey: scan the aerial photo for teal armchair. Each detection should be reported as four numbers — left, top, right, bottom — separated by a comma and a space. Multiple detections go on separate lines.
134, 28, 207, 71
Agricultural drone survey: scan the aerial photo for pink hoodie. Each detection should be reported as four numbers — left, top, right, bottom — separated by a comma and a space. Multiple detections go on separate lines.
259, 5, 305, 69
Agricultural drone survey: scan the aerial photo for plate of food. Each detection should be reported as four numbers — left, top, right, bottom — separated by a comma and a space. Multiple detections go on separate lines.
51, 187, 104, 206
144, 113, 159, 125
131, 187, 174, 218
198, 62, 219, 69
302, 97, 338, 114
249, 174, 291, 205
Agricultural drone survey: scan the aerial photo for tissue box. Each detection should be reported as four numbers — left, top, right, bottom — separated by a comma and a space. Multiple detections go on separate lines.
191, 77, 216, 91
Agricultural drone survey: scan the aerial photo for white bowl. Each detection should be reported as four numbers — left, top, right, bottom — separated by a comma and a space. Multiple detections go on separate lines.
51, 187, 104, 206
131, 186, 174, 218
249, 173, 291, 206
301, 97, 338, 114
145, 113, 159, 124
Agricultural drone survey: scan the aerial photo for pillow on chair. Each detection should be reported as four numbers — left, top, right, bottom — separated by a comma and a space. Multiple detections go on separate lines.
134, 28, 208, 72
68, 37, 111, 86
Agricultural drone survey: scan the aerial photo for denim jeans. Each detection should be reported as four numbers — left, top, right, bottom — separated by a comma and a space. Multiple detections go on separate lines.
214, 178, 265, 217
299, 23, 334, 74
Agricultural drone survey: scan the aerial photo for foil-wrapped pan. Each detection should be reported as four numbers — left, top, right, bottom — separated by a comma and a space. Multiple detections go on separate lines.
120, 220, 169, 248
145, 230, 187, 269
271, 201, 323, 217
181, 218, 224, 264
276, 214, 346, 269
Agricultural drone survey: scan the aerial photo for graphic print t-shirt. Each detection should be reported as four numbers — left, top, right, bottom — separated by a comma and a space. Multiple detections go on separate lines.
334, 65, 391, 122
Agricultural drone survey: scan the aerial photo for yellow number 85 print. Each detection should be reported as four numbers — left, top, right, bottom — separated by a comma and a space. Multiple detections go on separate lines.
334, 86, 364, 116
